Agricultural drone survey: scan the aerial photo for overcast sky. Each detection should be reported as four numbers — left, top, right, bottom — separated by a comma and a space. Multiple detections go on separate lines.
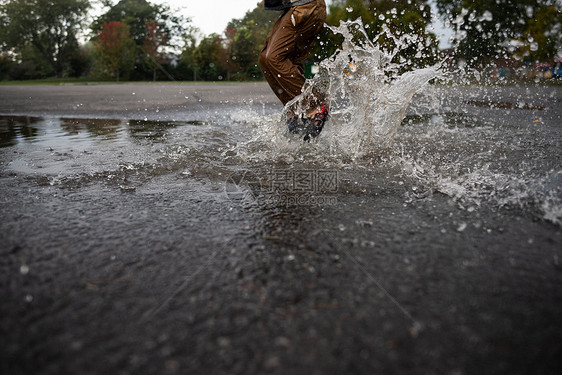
151, 0, 270, 36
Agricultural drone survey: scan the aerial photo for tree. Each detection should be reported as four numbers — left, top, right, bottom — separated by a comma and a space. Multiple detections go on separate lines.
143, 21, 169, 81
92, 0, 188, 80
228, 20, 265, 79
6, 44, 55, 79
519, 2, 562, 62
176, 26, 201, 80
68, 43, 96, 78
95, 21, 136, 81
178, 3, 277, 82
435, 0, 562, 64
225, 4, 279, 80
193, 34, 228, 81
0, 0, 91, 77
0, 53, 16, 81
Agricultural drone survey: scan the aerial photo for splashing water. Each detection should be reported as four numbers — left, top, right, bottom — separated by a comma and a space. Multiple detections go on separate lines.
239, 19, 440, 161
231, 20, 561, 225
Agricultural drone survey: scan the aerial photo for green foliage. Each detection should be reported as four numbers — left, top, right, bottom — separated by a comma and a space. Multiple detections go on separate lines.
69, 43, 96, 78
0, 0, 90, 77
0, 54, 16, 81
225, 5, 279, 80
174, 28, 200, 80
521, 3, 562, 62
228, 20, 265, 80
193, 34, 228, 81
176, 4, 277, 81
435, 0, 562, 64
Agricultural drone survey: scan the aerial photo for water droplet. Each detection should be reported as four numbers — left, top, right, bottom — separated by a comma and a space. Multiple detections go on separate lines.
20, 265, 29, 275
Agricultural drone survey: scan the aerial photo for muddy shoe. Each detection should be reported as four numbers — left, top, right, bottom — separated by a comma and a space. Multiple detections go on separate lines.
303, 104, 329, 142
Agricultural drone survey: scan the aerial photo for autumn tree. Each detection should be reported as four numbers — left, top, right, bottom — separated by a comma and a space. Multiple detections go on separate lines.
92, 0, 188, 80
96, 21, 136, 81
143, 21, 169, 81
0, 0, 91, 77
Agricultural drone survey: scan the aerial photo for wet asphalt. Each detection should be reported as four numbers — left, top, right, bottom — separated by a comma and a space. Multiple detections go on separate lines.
0, 83, 561, 375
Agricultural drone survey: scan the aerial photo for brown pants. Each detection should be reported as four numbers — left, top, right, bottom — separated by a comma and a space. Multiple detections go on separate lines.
259, 0, 327, 105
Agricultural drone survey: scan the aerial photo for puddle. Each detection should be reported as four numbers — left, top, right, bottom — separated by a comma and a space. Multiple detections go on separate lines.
0, 115, 212, 149
0, 116, 43, 147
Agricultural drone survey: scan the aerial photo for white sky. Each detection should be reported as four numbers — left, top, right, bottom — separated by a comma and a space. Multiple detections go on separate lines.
152, 0, 267, 36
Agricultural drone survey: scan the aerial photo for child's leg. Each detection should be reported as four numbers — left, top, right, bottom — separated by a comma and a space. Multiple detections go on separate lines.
259, 1, 326, 106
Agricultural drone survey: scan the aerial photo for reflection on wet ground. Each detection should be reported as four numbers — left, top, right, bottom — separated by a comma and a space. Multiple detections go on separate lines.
0, 115, 212, 148
61, 118, 122, 138
0, 115, 42, 147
